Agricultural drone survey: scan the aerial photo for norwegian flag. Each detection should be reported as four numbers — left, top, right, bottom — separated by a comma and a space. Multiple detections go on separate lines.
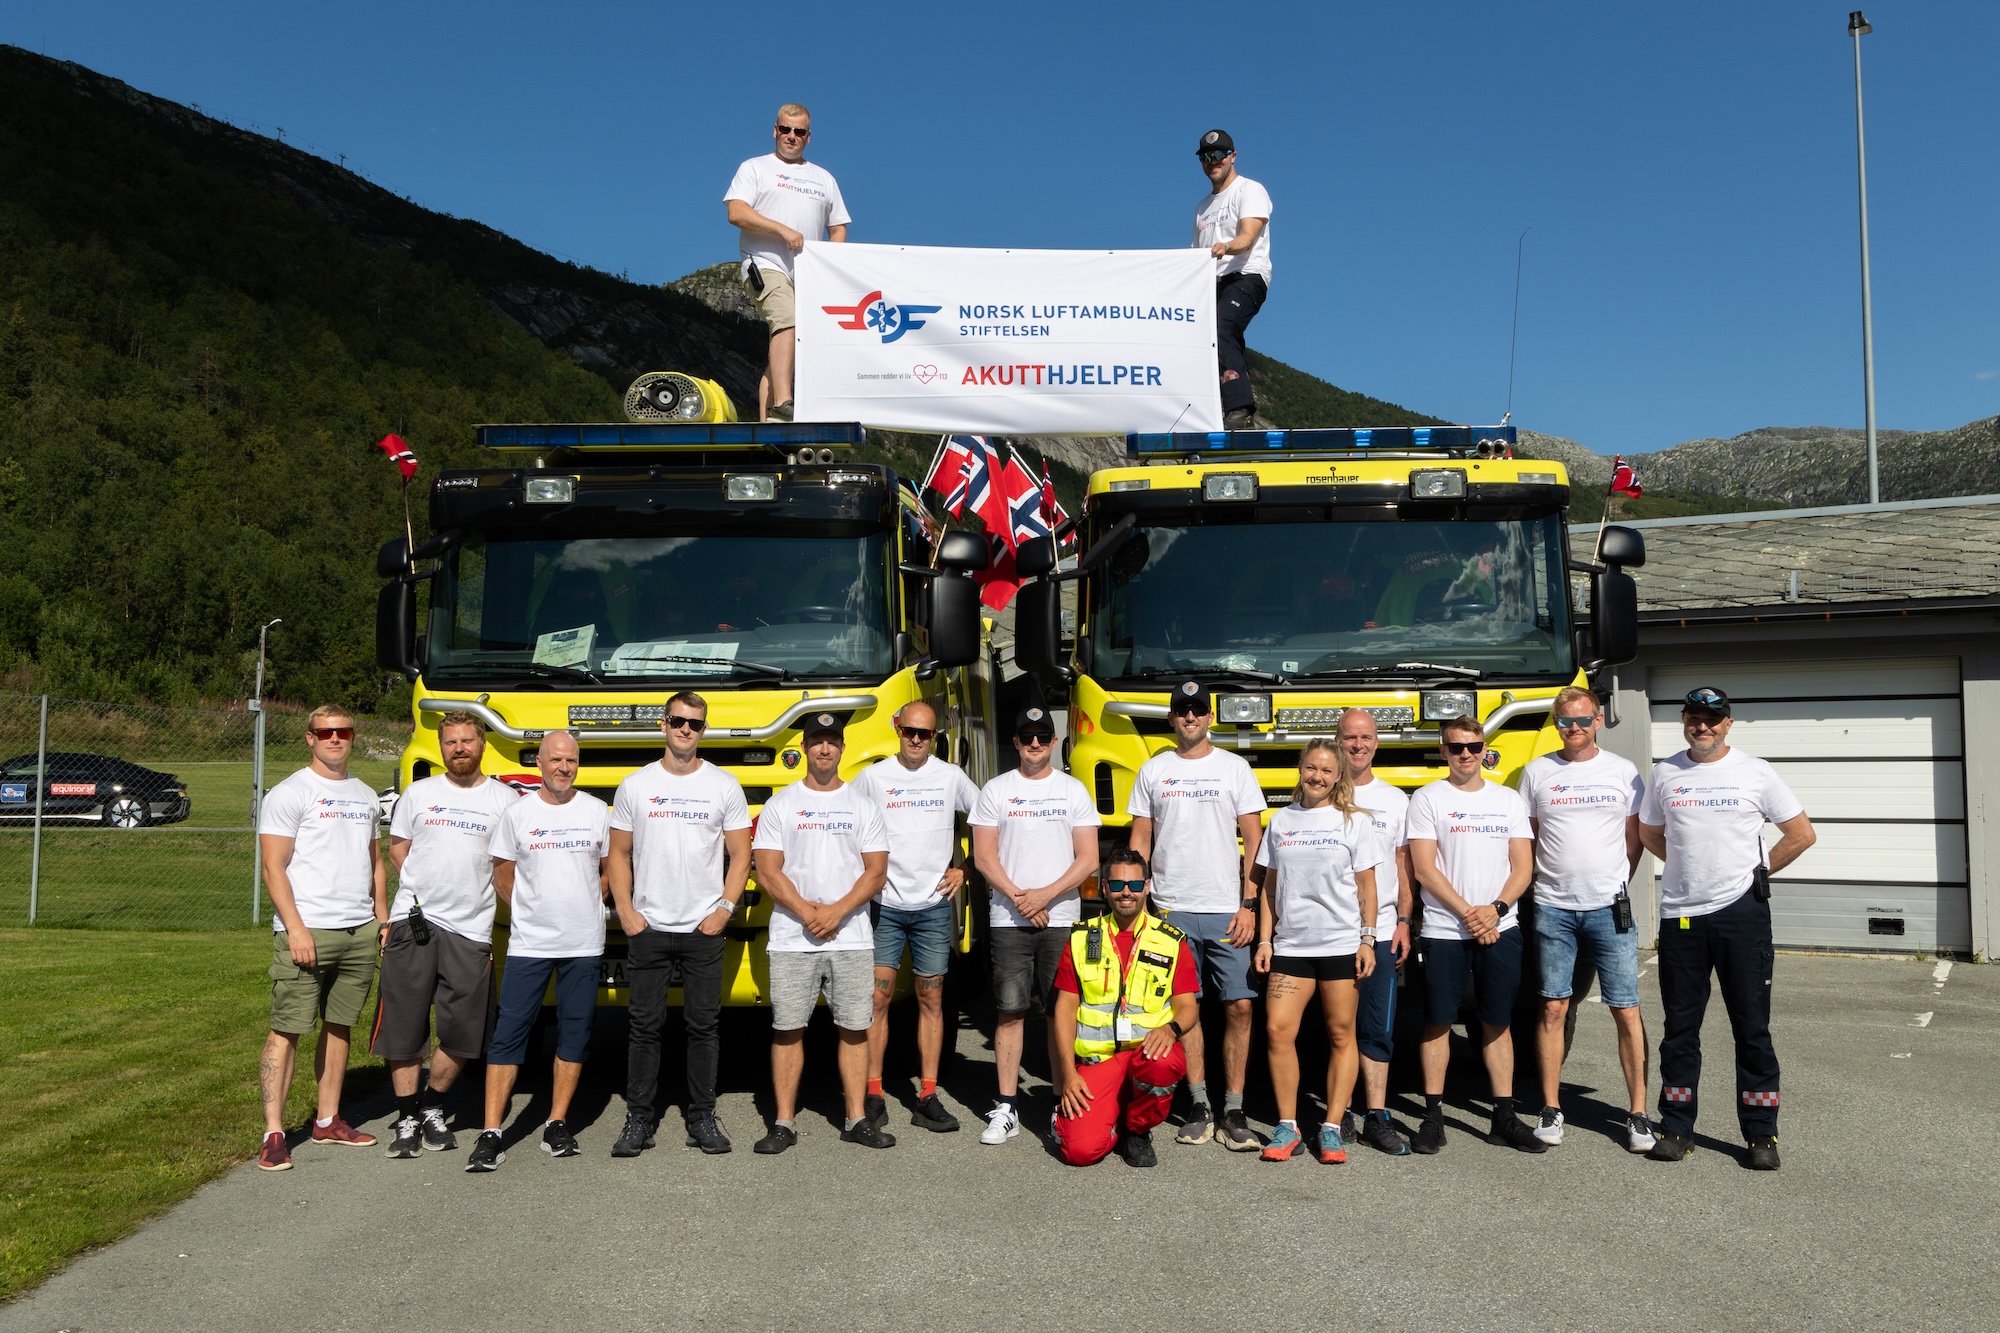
1000, 454, 1051, 549
972, 533, 1023, 610
923, 436, 976, 518
959, 436, 1010, 542
1609, 456, 1643, 499
375, 433, 418, 483
1040, 459, 1075, 549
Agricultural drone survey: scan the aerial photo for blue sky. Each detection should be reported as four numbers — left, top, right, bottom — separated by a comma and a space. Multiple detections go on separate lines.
6, 1, 1994, 453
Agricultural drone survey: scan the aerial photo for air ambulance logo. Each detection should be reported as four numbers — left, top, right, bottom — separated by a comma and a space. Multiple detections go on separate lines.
822, 290, 942, 345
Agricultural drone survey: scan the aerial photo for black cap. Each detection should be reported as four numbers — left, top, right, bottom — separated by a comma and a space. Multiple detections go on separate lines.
1682, 687, 1732, 717
1168, 679, 1211, 716
803, 711, 846, 740
1197, 128, 1234, 156
1014, 706, 1055, 738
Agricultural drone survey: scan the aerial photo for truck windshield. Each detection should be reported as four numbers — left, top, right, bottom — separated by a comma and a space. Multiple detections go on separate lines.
1087, 513, 1573, 681
427, 531, 893, 684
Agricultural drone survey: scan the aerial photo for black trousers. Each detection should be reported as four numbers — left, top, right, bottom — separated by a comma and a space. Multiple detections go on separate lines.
1656, 890, 1779, 1138
1215, 272, 1267, 413
625, 928, 726, 1118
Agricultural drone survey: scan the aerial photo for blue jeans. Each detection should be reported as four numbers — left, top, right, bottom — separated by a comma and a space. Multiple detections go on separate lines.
1535, 903, 1641, 1008
873, 900, 956, 976
1162, 910, 1257, 1003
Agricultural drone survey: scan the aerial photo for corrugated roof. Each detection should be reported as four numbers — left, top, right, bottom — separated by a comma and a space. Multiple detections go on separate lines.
1568, 495, 2000, 611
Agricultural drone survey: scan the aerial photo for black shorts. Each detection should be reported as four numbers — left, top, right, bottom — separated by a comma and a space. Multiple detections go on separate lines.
1270, 953, 1358, 982
990, 925, 1066, 1016
369, 920, 495, 1061
1420, 929, 1524, 1031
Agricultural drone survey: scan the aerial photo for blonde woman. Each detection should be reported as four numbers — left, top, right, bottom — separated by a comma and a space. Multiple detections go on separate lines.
1251, 737, 1383, 1163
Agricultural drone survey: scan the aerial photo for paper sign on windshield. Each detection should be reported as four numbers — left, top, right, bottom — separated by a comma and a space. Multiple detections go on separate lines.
533, 624, 596, 669
605, 641, 740, 676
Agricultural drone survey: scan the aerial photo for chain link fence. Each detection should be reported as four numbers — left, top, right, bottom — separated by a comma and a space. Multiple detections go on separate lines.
0, 695, 410, 930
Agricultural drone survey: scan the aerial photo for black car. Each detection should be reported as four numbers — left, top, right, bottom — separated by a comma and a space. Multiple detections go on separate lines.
0, 752, 191, 829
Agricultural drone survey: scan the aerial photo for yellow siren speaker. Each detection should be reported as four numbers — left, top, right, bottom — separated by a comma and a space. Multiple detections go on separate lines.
623, 371, 738, 423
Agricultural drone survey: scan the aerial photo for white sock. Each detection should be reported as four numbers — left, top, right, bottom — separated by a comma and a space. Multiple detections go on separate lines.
315, 1116, 333, 1128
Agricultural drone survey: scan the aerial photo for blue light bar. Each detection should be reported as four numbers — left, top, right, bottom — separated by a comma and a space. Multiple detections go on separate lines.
1125, 425, 1516, 457
477, 422, 867, 452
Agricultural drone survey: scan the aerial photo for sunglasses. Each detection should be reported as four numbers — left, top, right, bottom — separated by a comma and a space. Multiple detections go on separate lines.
1198, 149, 1232, 164
309, 726, 355, 741
1016, 731, 1054, 746
1553, 715, 1598, 732
1444, 741, 1486, 756
1104, 879, 1147, 895
775, 125, 810, 138
665, 715, 708, 733
899, 727, 935, 742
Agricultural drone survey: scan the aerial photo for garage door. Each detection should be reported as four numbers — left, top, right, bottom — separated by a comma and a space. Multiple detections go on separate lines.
1648, 658, 1969, 953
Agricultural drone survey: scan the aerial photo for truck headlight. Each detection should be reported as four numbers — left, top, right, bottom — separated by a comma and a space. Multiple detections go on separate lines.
525, 478, 575, 504
1410, 469, 1466, 499
1202, 473, 1258, 501
725, 475, 777, 501
1422, 690, 1476, 722
1217, 694, 1271, 724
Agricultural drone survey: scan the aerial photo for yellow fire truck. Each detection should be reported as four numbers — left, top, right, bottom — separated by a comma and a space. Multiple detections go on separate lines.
373, 419, 995, 1006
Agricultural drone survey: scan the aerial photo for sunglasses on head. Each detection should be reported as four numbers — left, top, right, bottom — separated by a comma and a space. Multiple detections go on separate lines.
899, 726, 935, 742
1016, 730, 1054, 746
309, 726, 354, 741
1553, 715, 1597, 732
665, 715, 707, 733
1104, 878, 1147, 895
1685, 689, 1728, 711
1444, 740, 1485, 756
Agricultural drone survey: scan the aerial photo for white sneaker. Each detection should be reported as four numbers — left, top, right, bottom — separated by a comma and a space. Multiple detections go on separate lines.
1625, 1113, 1658, 1154
979, 1105, 1020, 1145
1533, 1107, 1565, 1145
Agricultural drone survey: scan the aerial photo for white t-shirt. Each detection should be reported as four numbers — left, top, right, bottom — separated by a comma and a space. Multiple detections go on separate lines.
388, 775, 519, 943
753, 780, 888, 953
972, 767, 1101, 928
1350, 777, 1411, 937
611, 760, 752, 933
1126, 748, 1267, 914
489, 792, 610, 959
853, 756, 980, 911
724, 153, 851, 281
1406, 779, 1533, 941
1520, 749, 1645, 912
1255, 803, 1384, 956
1639, 748, 1805, 918
1193, 175, 1273, 282
260, 767, 380, 932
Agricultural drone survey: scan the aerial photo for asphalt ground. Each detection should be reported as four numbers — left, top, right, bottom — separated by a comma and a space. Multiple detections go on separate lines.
5, 953, 1994, 1332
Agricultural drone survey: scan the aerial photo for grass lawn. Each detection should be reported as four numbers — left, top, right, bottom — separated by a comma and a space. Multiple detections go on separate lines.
0, 928, 386, 1301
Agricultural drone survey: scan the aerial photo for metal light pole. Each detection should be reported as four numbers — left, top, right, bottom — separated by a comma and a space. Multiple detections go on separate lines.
250, 618, 281, 924
1850, 11, 1879, 504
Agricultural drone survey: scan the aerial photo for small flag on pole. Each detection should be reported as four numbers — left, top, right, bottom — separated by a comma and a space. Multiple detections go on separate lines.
1609, 456, 1642, 499
376, 433, 418, 483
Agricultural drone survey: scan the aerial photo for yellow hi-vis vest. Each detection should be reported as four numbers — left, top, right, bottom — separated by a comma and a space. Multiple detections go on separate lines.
1068, 911, 1186, 1063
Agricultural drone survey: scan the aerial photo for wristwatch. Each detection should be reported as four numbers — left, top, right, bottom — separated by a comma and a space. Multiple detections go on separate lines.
1360, 932, 1377, 945
1167, 1019, 1186, 1038
1240, 897, 1257, 911
1493, 899, 1513, 919
1397, 915, 1414, 925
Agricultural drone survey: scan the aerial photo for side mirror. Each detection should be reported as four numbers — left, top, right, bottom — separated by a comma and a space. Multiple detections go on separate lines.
1591, 568, 1639, 667
1599, 524, 1646, 569
1015, 580, 1062, 674
927, 575, 981, 668
936, 530, 989, 573
1014, 534, 1057, 579
377, 537, 411, 579
376, 580, 418, 679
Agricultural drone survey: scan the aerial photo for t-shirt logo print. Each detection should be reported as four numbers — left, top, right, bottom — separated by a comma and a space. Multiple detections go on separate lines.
821, 289, 943, 345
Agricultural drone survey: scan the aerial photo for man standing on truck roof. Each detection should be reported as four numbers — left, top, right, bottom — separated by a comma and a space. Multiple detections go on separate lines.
465, 731, 610, 1173
608, 690, 752, 1159
1191, 128, 1272, 430
752, 713, 894, 1153
376, 712, 518, 1160
1337, 707, 1418, 1157
255, 705, 389, 1171
1127, 680, 1267, 1152
725, 102, 851, 423
853, 701, 979, 1135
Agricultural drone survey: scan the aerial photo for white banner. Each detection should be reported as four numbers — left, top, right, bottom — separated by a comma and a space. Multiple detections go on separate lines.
794, 242, 1221, 434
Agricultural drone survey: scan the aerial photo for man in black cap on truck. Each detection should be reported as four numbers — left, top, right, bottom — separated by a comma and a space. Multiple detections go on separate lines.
1192, 129, 1273, 429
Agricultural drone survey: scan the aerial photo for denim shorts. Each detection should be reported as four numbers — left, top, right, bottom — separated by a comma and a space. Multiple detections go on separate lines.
1162, 911, 1257, 1003
1535, 902, 1641, 1008
873, 900, 956, 976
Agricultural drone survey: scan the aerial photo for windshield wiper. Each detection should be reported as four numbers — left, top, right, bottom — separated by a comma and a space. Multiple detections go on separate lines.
1141, 664, 1286, 685
464, 659, 602, 685
1288, 661, 1486, 682
609, 655, 794, 681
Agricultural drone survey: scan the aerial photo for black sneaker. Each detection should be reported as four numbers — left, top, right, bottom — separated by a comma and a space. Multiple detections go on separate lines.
841, 1119, 897, 1149
1648, 1129, 1695, 1162
385, 1115, 423, 1160
1218, 1108, 1260, 1152
1746, 1136, 1781, 1171
911, 1094, 961, 1133
1411, 1113, 1447, 1156
753, 1124, 798, 1155
540, 1120, 580, 1158
1360, 1111, 1410, 1157
684, 1110, 732, 1155
612, 1109, 651, 1158
1122, 1129, 1158, 1168
862, 1093, 887, 1130
419, 1106, 456, 1152
464, 1129, 505, 1173
1490, 1109, 1549, 1154
1223, 406, 1257, 429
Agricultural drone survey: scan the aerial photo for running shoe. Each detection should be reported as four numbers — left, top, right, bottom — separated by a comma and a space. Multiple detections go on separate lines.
1261, 1122, 1304, 1161
540, 1120, 580, 1158
419, 1106, 457, 1152
979, 1105, 1021, 1145
1175, 1103, 1214, 1146
1534, 1106, 1566, 1146
840, 1119, 897, 1149
385, 1115, 423, 1160
1219, 1108, 1260, 1152
1625, 1113, 1658, 1154
1746, 1136, 1781, 1171
1342, 1109, 1362, 1145
1317, 1121, 1348, 1165
465, 1129, 505, 1173
612, 1109, 651, 1158
862, 1093, 887, 1131
753, 1124, 798, 1155
911, 1094, 961, 1133
1360, 1111, 1410, 1157
256, 1130, 292, 1172
684, 1110, 732, 1155
309, 1115, 376, 1147
1410, 1112, 1447, 1156
1647, 1129, 1694, 1162
1121, 1129, 1158, 1168
1490, 1109, 1549, 1154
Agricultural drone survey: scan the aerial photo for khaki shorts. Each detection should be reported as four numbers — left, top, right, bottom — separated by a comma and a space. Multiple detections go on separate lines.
743, 265, 797, 333
269, 925, 380, 1034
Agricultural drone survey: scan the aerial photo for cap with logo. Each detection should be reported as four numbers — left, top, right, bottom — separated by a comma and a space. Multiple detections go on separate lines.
803, 711, 846, 739
1168, 679, 1211, 716
1014, 707, 1055, 739
1682, 687, 1732, 717
1197, 128, 1235, 157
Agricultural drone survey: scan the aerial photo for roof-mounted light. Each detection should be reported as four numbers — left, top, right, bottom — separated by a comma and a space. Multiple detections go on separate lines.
1410, 469, 1467, 499
1125, 425, 1517, 458
525, 477, 575, 504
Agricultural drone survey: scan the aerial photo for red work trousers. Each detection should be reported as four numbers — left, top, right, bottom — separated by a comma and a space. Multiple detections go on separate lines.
1055, 1043, 1187, 1166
